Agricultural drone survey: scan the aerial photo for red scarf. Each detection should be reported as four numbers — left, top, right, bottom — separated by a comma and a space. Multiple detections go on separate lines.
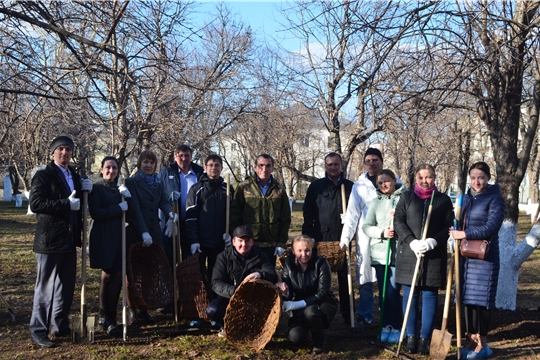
414, 183, 437, 200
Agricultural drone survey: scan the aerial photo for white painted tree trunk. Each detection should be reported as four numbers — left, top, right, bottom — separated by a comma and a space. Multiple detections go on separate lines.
496, 220, 540, 310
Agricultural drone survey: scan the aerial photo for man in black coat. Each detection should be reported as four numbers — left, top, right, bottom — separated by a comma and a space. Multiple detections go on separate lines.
302, 152, 354, 323
29, 136, 93, 348
206, 225, 278, 331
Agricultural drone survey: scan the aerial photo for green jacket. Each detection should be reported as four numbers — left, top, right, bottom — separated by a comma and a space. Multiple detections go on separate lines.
362, 184, 406, 265
230, 176, 291, 247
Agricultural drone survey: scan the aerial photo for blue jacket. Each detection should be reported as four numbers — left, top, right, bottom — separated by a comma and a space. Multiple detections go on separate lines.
460, 184, 505, 308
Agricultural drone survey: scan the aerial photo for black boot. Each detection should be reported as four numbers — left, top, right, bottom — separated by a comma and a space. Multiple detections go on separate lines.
128, 307, 140, 326
417, 337, 430, 355
98, 309, 107, 331
138, 309, 155, 324
406, 336, 417, 354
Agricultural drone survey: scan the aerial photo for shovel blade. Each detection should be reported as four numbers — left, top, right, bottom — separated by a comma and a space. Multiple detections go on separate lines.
72, 316, 81, 343
430, 329, 453, 360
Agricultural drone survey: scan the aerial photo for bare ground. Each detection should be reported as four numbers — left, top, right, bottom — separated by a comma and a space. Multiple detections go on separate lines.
0, 202, 539, 359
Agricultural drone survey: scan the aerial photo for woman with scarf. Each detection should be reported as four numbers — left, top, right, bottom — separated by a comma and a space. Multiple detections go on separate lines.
393, 164, 454, 355
89, 156, 131, 336
125, 150, 176, 324
450, 162, 504, 359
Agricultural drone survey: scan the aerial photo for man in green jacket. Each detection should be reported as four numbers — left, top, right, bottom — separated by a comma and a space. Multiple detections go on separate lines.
230, 154, 291, 267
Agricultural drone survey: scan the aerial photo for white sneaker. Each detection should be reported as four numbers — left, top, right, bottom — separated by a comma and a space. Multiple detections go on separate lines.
218, 328, 225, 338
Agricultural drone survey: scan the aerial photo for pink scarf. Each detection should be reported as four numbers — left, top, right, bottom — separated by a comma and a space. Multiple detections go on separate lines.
414, 183, 437, 200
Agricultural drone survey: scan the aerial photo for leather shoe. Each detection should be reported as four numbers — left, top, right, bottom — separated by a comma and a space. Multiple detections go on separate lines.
406, 336, 417, 354
417, 337, 430, 355
31, 334, 55, 348
52, 328, 71, 338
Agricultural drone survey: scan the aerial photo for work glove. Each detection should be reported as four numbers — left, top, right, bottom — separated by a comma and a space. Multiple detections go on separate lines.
409, 239, 428, 255
340, 213, 345, 224
339, 238, 350, 250
223, 233, 231, 245
425, 237, 438, 251
81, 178, 93, 192
282, 300, 307, 312
447, 235, 455, 254
141, 232, 152, 247
118, 185, 131, 198
191, 243, 201, 254
274, 247, 285, 257
119, 201, 128, 211
68, 190, 80, 211
164, 219, 177, 237
169, 212, 179, 223
168, 191, 181, 202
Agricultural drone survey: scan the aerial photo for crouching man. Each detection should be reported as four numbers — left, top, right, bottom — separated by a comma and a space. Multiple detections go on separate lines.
206, 225, 278, 336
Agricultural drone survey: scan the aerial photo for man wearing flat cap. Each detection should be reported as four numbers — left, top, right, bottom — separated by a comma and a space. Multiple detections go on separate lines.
340, 147, 402, 331
206, 225, 278, 334
28, 136, 93, 348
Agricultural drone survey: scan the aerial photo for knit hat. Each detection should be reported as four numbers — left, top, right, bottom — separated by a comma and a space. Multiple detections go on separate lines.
364, 147, 383, 162
233, 225, 254, 239
50, 136, 75, 154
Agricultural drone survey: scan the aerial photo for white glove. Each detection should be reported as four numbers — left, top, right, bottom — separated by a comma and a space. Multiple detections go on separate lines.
141, 232, 152, 247
118, 185, 131, 198
425, 237, 438, 251
340, 213, 345, 224
191, 243, 201, 254
81, 178, 93, 192
68, 190, 80, 211
164, 219, 177, 237
339, 238, 349, 249
119, 201, 128, 211
223, 233, 231, 245
274, 247, 285, 257
169, 191, 181, 202
282, 300, 307, 312
169, 212, 179, 223
447, 236, 455, 254
409, 239, 428, 254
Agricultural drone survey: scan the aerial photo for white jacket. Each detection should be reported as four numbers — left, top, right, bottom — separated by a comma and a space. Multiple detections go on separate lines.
340, 172, 378, 285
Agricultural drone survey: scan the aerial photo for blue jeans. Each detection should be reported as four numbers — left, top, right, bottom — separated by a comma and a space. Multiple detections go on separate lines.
374, 265, 402, 329
357, 282, 373, 323
402, 285, 438, 339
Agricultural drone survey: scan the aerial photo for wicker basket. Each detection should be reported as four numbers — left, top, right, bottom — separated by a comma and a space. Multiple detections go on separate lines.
316, 241, 346, 272
126, 242, 174, 310
224, 279, 281, 351
177, 252, 212, 321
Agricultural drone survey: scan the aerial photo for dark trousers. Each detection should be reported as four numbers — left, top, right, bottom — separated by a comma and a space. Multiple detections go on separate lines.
259, 246, 277, 268
200, 246, 224, 285
336, 260, 353, 323
464, 305, 491, 337
206, 296, 230, 326
30, 252, 77, 338
162, 221, 190, 268
289, 305, 326, 344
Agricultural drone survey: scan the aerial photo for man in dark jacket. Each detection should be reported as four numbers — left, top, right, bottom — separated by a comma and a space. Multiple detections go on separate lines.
29, 136, 93, 348
302, 152, 354, 324
229, 154, 291, 267
206, 225, 278, 332
159, 144, 203, 263
186, 154, 233, 290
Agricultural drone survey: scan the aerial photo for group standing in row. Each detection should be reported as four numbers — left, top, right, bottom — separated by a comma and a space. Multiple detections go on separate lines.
28, 136, 504, 359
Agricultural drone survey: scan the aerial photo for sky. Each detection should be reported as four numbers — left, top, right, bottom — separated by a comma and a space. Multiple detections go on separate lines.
193, 1, 302, 51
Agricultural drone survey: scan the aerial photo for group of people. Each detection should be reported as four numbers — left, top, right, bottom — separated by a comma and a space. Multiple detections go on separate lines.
28, 135, 504, 359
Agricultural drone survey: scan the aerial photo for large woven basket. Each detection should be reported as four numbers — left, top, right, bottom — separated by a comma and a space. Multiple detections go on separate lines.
317, 241, 346, 272
126, 242, 173, 310
177, 252, 212, 321
224, 279, 281, 351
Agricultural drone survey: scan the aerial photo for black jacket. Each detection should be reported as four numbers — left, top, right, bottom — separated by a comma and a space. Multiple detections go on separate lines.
30, 161, 82, 254
393, 190, 454, 289
211, 245, 278, 299
185, 174, 233, 248
302, 174, 353, 242
88, 179, 126, 269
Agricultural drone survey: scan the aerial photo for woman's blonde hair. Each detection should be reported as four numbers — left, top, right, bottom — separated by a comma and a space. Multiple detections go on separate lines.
292, 234, 315, 250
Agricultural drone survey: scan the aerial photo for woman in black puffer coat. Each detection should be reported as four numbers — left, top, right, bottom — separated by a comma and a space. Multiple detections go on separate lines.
277, 235, 338, 355
451, 162, 504, 359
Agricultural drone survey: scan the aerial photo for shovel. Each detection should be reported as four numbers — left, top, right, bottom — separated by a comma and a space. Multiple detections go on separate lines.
341, 184, 355, 333
72, 189, 95, 343
454, 194, 464, 359
430, 233, 455, 359
171, 196, 180, 330
121, 186, 128, 341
